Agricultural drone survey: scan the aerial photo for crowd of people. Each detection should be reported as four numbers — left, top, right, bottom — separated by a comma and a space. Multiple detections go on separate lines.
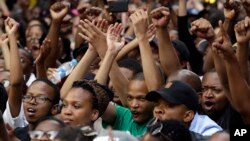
0, 0, 250, 141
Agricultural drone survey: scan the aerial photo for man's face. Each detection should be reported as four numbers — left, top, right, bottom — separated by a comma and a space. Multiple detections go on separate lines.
127, 80, 154, 124
23, 81, 55, 123
61, 88, 98, 126
153, 98, 189, 122
201, 72, 228, 116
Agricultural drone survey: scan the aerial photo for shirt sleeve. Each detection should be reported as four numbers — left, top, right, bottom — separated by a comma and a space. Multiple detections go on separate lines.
3, 101, 28, 128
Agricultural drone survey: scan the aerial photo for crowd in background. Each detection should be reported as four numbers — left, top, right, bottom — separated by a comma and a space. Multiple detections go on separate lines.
0, 0, 250, 141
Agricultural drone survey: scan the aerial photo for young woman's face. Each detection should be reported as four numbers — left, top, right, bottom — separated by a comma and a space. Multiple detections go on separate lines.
26, 25, 43, 59
61, 88, 99, 126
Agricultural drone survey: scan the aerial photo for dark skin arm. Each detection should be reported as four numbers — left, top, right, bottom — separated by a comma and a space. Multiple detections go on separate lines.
131, 9, 163, 91
35, 38, 51, 79
151, 7, 181, 77
46, 1, 69, 68
212, 22, 250, 124
235, 17, 250, 84
5, 17, 23, 117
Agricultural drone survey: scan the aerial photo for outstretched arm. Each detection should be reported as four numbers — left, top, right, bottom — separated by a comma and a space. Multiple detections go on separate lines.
212, 22, 250, 124
235, 17, 250, 84
130, 9, 163, 91
5, 17, 23, 117
95, 24, 125, 124
95, 23, 125, 85
60, 19, 107, 99
46, 1, 69, 68
151, 7, 181, 77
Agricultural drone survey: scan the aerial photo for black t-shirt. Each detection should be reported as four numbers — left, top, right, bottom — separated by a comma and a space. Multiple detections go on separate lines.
14, 126, 30, 141
216, 105, 245, 131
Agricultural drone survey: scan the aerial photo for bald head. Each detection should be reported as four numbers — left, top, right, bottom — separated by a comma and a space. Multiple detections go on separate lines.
167, 69, 202, 93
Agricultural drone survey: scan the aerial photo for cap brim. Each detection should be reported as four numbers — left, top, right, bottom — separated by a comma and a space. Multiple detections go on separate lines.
146, 89, 182, 105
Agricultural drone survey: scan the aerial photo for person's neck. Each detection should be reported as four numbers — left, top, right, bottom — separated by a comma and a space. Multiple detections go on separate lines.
28, 123, 35, 131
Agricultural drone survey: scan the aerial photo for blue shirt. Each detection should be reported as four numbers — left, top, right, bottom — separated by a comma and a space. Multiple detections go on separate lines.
189, 112, 222, 136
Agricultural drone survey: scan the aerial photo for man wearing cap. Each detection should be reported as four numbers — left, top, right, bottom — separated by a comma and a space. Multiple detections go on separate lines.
146, 80, 209, 141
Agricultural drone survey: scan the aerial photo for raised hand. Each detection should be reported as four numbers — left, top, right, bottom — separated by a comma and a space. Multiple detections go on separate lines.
223, 0, 241, 20
190, 18, 215, 42
212, 21, 234, 59
35, 38, 51, 65
106, 23, 125, 54
130, 9, 149, 39
234, 17, 250, 44
50, 1, 70, 22
78, 19, 106, 49
4, 17, 19, 35
150, 7, 170, 28
96, 19, 109, 33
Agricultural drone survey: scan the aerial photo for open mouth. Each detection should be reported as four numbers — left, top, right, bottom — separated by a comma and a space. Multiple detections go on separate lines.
204, 101, 215, 110
26, 108, 36, 116
131, 111, 140, 119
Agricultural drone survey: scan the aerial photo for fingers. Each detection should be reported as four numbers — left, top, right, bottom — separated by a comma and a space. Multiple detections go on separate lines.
219, 20, 226, 37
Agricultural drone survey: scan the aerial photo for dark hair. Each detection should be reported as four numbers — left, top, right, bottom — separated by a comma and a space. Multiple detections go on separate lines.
33, 116, 65, 130
131, 72, 145, 81
31, 78, 60, 105
72, 80, 112, 117
0, 82, 8, 112
118, 59, 143, 75
147, 119, 192, 141
55, 126, 96, 141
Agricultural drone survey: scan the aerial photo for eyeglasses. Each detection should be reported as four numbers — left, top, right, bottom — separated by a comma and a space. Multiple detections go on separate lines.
147, 118, 173, 141
23, 95, 53, 104
29, 130, 58, 140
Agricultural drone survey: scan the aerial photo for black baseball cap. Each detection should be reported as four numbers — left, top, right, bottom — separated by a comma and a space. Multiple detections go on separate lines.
146, 80, 198, 112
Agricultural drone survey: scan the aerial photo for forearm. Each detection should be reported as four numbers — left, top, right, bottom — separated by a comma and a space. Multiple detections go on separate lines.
223, 18, 234, 38
60, 49, 98, 99
225, 56, 250, 117
212, 50, 232, 102
9, 34, 23, 85
36, 64, 47, 79
8, 33, 23, 117
109, 62, 129, 107
203, 48, 214, 73
138, 36, 163, 90
116, 39, 139, 61
0, 44, 10, 70
157, 28, 181, 77
95, 51, 116, 85
46, 21, 61, 68
0, 0, 9, 16
178, 0, 187, 17
236, 42, 249, 83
